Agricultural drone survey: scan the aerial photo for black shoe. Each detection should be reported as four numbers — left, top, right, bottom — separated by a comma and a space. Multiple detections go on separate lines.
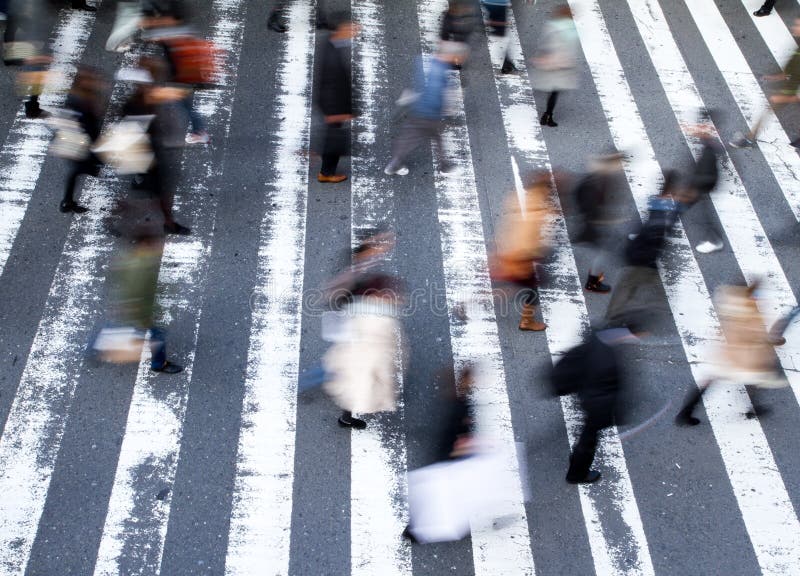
501, 58, 516, 74
402, 526, 418, 543
585, 274, 611, 293
268, 14, 288, 33
60, 200, 88, 214
745, 405, 771, 419
753, 7, 771, 16
24, 102, 49, 119
164, 222, 191, 235
540, 112, 558, 127
338, 414, 367, 429
151, 361, 184, 374
768, 335, 786, 346
72, 1, 97, 10
675, 413, 701, 426
566, 470, 601, 484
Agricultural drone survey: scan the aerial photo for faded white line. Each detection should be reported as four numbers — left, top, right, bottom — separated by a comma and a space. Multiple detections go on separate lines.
92, 1, 247, 574
0, 46, 137, 576
417, 1, 536, 573
572, 1, 800, 574
484, 8, 655, 575
684, 0, 800, 221
0, 8, 97, 277
350, 1, 412, 574
223, 1, 314, 574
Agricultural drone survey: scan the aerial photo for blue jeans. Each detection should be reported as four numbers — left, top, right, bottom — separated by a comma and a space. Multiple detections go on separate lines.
181, 92, 205, 134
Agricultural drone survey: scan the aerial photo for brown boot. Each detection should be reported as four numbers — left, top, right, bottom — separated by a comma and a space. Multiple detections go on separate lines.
318, 173, 348, 183
519, 303, 546, 331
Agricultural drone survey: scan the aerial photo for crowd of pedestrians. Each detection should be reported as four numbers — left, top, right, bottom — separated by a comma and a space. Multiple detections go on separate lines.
2, 0, 797, 547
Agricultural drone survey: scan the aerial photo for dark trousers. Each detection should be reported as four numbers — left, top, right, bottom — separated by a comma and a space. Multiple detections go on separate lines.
566, 421, 601, 481
690, 191, 723, 245
388, 116, 447, 172
605, 265, 660, 323
149, 326, 167, 369
321, 153, 340, 176
484, 4, 507, 35
63, 155, 99, 204
545, 91, 559, 115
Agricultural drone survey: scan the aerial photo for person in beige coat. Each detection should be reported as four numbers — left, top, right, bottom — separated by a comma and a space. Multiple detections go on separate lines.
491, 171, 554, 331
322, 278, 401, 429
676, 282, 785, 426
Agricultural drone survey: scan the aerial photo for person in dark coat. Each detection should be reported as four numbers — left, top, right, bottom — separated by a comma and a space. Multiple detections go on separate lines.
573, 150, 627, 293
60, 67, 107, 213
604, 172, 678, 324
684, 122, 724, 253
316, 13, 357, 183
122, 59, 191, 235
551, 324, 644, 484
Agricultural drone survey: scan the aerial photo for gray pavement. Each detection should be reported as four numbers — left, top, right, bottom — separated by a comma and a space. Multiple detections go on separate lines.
0, 0, 799, 575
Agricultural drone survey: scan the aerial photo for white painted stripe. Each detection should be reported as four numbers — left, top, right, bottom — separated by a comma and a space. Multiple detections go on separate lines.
350, 1, 412, 574
0, 49, 138, 576
0, 8, 97, 277
571, 1, 800, 574
92, 2, 247, 574
416, 1, 536, 573
223, 2, 314, 574
684, 0, 800, 222
485, 9, 656, 576
631, 0, 800, 427
741, 0, 797, 66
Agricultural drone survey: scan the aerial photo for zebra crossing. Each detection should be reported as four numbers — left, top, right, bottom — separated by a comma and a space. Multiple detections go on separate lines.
0, 0, 799, 574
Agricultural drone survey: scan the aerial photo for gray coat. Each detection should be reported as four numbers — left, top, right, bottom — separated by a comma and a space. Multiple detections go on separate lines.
531, 18, 579, 93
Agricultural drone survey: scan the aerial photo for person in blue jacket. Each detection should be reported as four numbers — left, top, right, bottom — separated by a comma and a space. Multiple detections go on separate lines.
384, 44, 463, 177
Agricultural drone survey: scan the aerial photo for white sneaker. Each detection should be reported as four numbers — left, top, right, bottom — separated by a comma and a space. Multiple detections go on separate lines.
384, 164, 409, 176
696, 240, 723, 254
186, 132, 210, 145
628, 233, 638, 241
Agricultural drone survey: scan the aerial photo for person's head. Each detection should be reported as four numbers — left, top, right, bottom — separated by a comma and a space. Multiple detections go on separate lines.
553, 4, 572, 19
792, 17, 800, 38
436, 40, 469, 65
589, 148, 627, 174
328, 12, 359, 40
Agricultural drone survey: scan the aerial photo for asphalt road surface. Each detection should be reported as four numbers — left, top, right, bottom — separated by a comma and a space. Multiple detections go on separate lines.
1, 0, 800, 575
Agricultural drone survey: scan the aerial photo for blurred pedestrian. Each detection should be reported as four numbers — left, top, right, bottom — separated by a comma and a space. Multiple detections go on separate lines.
59, 66, 107, 214
480, 0, 515, 73
604, 171, 678, 324
676, 282, 785, 426
550, 323, 645, 483
730, 17, 800, 148
490, 171, 554, 332
324, 226, 395, 309
316, 12, 357, 183
573, 149, 627, 293
530, 5, 578, 128
439, 0, 475, 69
683, 120, 724, 253
142, 9, 213, 145
121, 59, 192, 235
321, 273, 401, 429
384, 43, 463, 176
96, 224, 183, 373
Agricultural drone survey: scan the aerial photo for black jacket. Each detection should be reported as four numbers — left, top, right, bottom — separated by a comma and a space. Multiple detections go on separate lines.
689, 136, 720, 194
317, 38, 353, 117
551, 332, 622, 429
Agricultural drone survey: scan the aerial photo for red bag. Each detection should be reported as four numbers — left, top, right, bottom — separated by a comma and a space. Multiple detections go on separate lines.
165, 36, 221, 86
